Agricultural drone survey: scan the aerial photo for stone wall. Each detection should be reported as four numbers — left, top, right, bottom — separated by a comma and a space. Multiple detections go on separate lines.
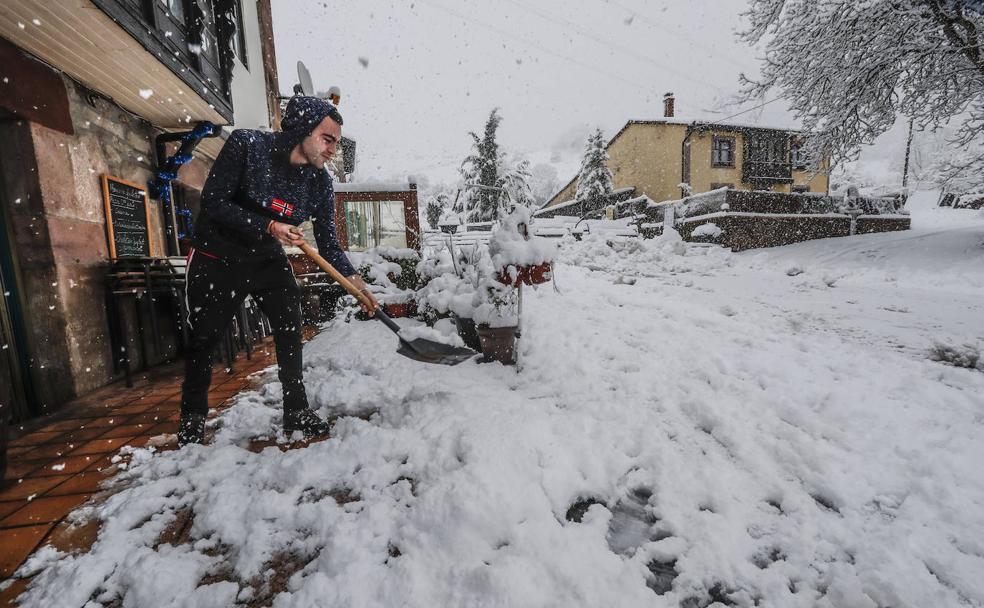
0, 120, 70, 414
0, 75, 184, 412
51, 79, 177, 394
676, 213, 911, 252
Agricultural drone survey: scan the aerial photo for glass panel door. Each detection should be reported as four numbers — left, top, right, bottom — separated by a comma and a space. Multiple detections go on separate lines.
378, 200, 407, 248
343, 200, 376, 251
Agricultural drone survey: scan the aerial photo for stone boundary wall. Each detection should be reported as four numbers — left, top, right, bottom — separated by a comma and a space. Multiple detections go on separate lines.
676, 213, 911, 252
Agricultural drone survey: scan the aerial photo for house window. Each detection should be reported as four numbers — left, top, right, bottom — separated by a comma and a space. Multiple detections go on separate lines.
712, 136, 735, 167
230, 0, 248, 68
197, 1, 220, 63
791, 141, 808, 170
792, 185, 810, 193
342, 200, 408, 251
163, 0, 185, 23
748, 136, 788, 165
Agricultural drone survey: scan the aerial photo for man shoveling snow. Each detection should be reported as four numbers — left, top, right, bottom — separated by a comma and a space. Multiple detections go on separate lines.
178, 96, 378, 446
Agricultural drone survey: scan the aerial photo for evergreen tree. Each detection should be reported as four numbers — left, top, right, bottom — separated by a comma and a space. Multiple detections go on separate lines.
575, 129, 614, 207
501, 159, 536, 213
424, 191, 450, 229
459, 109, 505, 222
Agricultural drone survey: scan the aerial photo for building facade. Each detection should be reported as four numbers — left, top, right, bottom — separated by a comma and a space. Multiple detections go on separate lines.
0, 0, 281, 421
543, 94, 830, 211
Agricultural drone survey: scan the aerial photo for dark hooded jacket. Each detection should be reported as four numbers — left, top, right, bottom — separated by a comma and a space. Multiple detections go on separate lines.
191, 96, 356, 276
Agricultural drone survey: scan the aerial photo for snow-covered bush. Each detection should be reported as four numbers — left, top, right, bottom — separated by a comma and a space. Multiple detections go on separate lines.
347, 246, 423, 306
414, 245, 482, 321
928, 341, 981, 370
417, 206, 556, 329
691, 222, 722, 239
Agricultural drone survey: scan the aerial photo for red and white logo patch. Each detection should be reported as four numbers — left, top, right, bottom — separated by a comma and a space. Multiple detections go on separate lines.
271, 197, 295, 217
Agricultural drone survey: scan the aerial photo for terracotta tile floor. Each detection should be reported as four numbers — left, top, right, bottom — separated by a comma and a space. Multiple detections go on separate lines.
0, 335, 287, 604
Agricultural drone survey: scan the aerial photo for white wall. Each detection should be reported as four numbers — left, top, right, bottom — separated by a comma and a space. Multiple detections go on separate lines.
229, 0, 271, 130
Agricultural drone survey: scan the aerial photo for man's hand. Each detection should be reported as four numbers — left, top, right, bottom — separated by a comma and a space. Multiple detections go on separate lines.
268, 221, 305, 246
348, 275, 379, 316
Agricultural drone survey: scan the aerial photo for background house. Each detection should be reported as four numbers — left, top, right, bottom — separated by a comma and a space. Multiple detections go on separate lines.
541, 93, 829, 213
0, 0, 281, 422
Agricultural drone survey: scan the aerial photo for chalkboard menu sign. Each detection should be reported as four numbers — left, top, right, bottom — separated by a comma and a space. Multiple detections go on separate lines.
101, 175, 154, 258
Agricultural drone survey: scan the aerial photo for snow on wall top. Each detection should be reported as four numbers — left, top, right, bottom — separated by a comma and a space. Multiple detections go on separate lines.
334, 181, 415, 192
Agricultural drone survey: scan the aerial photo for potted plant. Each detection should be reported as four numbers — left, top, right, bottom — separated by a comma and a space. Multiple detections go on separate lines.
489, 206, 557, 288
473, 280, 520, 365
415, 244, 484, 350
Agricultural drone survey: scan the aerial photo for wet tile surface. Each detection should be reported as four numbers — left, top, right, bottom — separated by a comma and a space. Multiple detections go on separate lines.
0, 334, 285, 600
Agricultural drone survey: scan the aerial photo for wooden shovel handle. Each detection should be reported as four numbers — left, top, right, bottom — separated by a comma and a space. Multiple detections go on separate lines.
298, 242, 377, 311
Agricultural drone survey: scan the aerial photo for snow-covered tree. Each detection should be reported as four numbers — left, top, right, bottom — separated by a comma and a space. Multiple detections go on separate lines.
575, 129, 614, 206
424, 191, 451, 229
459, 109, 505, 222
500, 159, 537, 213
739, 0, 984, 173
929, 142, 984, 196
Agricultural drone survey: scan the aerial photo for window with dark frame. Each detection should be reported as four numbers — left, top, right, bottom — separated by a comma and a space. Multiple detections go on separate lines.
792, 185, 810, 193
712, 136, 735, 167
231, 0, 248, 69
791, 141, 808, 170
93, 0, 237, 118
164, 0, 185, 23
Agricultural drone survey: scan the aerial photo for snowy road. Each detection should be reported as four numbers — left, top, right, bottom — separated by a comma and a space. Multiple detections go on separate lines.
15, 198, 984, 608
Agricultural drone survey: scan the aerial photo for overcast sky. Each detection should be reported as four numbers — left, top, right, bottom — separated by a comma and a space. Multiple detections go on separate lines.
271, 1, 906, 193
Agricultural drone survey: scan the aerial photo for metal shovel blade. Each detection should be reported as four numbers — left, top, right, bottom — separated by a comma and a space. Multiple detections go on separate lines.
396, 337, 477, 366
372, 309, 477, 365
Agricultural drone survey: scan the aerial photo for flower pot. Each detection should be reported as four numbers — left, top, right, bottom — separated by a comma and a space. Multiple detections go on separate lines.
453, 315, 483, 352
383, 300, 417, 318
496, 262, 552, 287
526, 262, 552, 285
477, 325, 518, 365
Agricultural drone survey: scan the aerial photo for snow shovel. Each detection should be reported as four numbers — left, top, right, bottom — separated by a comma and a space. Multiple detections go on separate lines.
298, 242, 477, 365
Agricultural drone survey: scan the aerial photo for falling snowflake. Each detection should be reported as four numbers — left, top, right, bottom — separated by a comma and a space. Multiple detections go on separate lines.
139, 89, 154, 99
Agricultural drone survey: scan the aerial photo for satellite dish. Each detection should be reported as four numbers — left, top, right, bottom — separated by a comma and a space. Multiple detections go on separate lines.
297, 61, 314, 96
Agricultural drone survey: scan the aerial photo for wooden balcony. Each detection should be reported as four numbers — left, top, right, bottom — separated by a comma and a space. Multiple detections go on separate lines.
0, 0, 230, 128
742, 160, 793, 184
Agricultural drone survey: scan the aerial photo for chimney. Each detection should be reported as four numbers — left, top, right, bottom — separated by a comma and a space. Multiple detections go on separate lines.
663, 92, 675, 118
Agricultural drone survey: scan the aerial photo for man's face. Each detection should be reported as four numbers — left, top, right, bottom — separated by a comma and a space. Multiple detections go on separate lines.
299, 116, 341, 166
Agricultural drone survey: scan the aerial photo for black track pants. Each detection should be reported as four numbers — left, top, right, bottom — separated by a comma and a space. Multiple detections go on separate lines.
181, 250, 308, 415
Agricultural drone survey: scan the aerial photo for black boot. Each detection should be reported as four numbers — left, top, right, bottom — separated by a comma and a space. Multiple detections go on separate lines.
178, 413, 207, 446
283, 408, 332, 437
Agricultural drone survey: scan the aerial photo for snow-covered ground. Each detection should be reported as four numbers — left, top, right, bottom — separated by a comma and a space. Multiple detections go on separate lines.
13, 193, 984, 608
